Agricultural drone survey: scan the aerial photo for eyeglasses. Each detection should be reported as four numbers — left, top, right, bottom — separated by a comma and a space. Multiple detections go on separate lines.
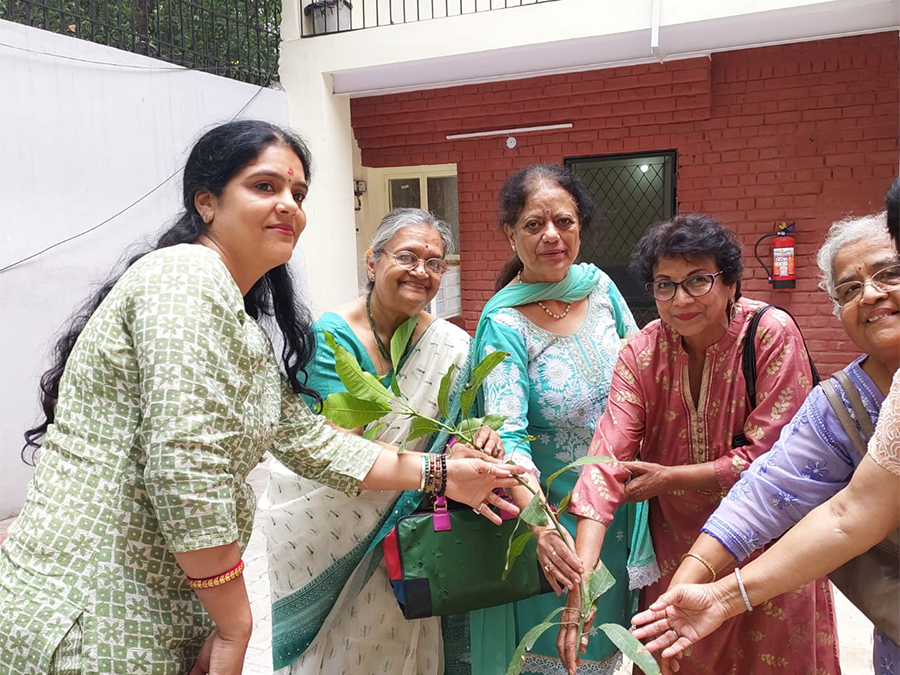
385, 249, 450, 276
646, 271, 724, 302
832, 263, 900, 307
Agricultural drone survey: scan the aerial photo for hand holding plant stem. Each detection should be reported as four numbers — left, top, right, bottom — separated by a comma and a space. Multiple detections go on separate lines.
316, 318, 658, 675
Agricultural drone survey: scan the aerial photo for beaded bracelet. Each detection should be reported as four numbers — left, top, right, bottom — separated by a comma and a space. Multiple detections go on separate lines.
436, 453, 448, 497
681, 552, 717, 581
734, 567, 753, 612
187, 559, 245, 590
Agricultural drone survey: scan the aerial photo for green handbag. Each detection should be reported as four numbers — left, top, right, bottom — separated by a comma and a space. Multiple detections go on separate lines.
382, 496, 552, 619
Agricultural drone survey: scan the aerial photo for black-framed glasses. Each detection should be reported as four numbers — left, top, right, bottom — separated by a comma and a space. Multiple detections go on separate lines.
646, 271, 725, 302
385, 249, 450, 276
831, 263, 900, 307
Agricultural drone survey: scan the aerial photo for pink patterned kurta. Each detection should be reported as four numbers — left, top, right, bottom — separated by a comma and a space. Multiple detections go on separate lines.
570, 298, 841, 675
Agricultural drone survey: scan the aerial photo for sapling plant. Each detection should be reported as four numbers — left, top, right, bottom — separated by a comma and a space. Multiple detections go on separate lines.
318, 316, 660, 675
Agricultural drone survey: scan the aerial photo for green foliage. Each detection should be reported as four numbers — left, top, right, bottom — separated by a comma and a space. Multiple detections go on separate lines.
518, 494, 549, 528
506, 621, 558, 675
545, 455, 612, 495
437, 364, 457, 420
4, 0, 280, 85
460, 350, 508, 418
321, 393, 391, 429
323, 332, 394, 405
501, 520, 533, 581
599, 623, 661, 675
362, 422, 387, 441
585, 565, 615, 611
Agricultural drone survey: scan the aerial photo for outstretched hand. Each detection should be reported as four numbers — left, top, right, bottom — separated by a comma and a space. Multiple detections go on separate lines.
445, 458, 526, 525
631, 584, 732, 660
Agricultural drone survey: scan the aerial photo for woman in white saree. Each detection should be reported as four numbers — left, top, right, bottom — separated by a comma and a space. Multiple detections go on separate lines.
262, 208, 501, 675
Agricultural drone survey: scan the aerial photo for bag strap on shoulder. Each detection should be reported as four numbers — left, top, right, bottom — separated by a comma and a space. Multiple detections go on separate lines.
820, 379, 869, 456
831, 370, 876, 440
742, 305, 821, 410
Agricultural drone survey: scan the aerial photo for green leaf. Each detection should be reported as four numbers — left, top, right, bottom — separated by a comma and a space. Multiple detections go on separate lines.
460, 350, 509, 418
518, 493, 549, 528
362, 421, 387, 441
481, 413, 506, 431
598, 623, 661, 675
545, 455, 613, 496
406, 416, 441, 442
321, 392, 391, 429
323, 332, 394, 405
502, 521, 533, 580
391, 316, 418, 372
437, 363, 457, 420
556, 491, 572, 516
585, 565, 616, 610
506, 622, 557, 675
398, 438, 407, 454
390, 373, 401, 396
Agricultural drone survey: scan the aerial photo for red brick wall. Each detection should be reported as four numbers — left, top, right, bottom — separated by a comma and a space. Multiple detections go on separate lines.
351, 32, 899, 376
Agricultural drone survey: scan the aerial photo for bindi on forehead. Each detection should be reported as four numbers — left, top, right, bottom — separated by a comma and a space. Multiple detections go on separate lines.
287, 166, 294, 177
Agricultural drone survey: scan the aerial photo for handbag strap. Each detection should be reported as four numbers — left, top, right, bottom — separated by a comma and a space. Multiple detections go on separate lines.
732, 305, 821, 449
820, 379, 868, 456
742, 305, 821, 410
831, 370, 876, 440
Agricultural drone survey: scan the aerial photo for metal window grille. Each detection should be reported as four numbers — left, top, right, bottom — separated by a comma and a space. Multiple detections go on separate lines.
1, 0, 280, 85
300, 0, 564, 37
567, 152, 677, 328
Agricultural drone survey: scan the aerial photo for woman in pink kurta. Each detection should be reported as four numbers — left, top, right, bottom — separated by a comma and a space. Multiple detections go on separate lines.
559, 215, 840, 675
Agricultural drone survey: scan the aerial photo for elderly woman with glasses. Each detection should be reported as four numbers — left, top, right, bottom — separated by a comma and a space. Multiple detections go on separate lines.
558, 214, 841, 675
262, 208, 504, 675
632, 207, 900, 674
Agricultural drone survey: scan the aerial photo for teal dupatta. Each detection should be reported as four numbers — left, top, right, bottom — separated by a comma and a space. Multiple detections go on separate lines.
470, 263, 657, 674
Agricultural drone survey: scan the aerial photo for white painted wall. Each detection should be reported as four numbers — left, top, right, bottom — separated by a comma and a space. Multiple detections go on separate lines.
0, 20, 300, 518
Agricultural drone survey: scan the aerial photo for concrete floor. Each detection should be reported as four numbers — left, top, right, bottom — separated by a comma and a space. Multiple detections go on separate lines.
0, 457, 876, 674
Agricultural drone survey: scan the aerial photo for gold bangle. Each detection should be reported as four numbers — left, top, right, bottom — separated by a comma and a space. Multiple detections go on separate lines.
186, 559, 245, 590
681, 552, 716, 581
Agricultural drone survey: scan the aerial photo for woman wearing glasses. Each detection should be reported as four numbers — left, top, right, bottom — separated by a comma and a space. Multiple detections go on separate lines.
559, 214, 841, 675
262, 208, 503, 675
632, 211, 899, 674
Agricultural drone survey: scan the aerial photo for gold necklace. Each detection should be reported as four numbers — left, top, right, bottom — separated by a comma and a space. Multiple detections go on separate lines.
518, 271, 571, 319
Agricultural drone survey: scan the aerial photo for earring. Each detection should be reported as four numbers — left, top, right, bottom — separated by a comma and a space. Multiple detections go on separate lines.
202, 212, 211, 224
512, 244, 517, 253
368, 272, 375, 281
727, 298, 737, 320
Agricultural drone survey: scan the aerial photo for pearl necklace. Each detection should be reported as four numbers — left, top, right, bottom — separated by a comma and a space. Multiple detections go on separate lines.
517, 271, 571, 319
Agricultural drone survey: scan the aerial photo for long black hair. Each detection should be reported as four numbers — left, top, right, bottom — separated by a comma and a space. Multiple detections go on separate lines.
494, 164, 598, 291
23, 120, 320, 463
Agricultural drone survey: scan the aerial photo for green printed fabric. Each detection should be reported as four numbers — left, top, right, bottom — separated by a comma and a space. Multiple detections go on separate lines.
0, 244, 381, 675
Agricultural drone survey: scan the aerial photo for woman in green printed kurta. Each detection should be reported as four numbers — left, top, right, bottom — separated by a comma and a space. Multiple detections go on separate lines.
0, 121, 525, 675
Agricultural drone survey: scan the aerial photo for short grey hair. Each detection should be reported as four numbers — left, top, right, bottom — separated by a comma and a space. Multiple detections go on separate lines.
366, 208, 454, 290
817, 211, 889, 314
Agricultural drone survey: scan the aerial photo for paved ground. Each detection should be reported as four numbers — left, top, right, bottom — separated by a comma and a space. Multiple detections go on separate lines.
0, 457, 875, 673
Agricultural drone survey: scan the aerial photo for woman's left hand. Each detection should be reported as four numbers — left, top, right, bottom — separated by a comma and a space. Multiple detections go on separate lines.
450, 427, 504, 459
621, 461, 671, 502
534, 527, 584, 594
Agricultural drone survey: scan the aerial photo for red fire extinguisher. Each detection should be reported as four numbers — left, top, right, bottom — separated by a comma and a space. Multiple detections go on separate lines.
755, 222, 796, 290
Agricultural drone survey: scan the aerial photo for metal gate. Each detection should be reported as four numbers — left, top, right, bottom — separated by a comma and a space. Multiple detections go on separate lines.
566, 152, 676, 327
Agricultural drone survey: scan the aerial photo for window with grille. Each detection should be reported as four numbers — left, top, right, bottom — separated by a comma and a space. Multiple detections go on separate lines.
566, 152, 676, 328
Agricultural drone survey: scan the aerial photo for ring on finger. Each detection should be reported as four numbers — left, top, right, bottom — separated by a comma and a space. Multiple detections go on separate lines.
487, 464, 493, 475
473, 501, 486, 515
668, 628, 679, 641
551, 550, 558, 557
543, 564, 551, 572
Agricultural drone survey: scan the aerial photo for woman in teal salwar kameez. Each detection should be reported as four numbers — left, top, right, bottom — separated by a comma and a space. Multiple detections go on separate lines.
470, 165, 656, 675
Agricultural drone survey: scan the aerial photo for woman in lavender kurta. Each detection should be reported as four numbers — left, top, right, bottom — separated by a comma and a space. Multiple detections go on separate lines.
560, 215, 840, 675
672, 212, 899, 672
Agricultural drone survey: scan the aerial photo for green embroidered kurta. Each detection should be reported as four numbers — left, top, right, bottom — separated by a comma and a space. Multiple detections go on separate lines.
0, 244, 382, 675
